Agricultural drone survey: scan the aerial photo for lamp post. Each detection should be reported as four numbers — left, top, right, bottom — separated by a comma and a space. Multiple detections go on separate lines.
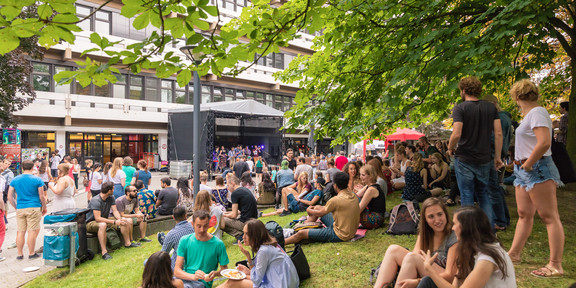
179, 45, 204, 197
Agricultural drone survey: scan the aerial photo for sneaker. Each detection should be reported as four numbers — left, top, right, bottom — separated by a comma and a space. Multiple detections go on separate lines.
8, 242, 16, 249
102, 253, 112, 260
28, 253, 41, 259
279, 210, 292, 217
0, 256, 6, 262
257, 211, 263, 218
157, 232, 165, 245
139, 237, 152, 243
125, 242, 141, 248
16, 255, 24, 260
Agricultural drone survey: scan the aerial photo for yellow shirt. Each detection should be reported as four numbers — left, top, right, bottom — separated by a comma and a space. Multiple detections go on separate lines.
325, 189, 360, 241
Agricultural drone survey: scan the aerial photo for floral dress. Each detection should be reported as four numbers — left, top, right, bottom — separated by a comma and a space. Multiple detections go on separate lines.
137, 188, 157, 219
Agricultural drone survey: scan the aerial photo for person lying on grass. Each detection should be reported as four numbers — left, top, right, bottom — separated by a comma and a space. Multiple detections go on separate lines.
418, 206, 516, 288
284, 171, 359, 245
373, 197, 457, 288
261, 174, 323, 218
217, 219, 299, 288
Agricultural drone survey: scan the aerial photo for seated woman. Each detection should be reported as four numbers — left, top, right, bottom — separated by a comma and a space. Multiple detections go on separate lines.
373, 198, 458, 288
391, 149, 411, 191
367, 158, 390, 196
140, 251, 184, 288
217, 219, 299, 288
212, 176, 231, 210
176, 177, 194, 213
263, 172, 314, 217
190, 190, 225, 240
428, 152, 450, 197
402, 153, 431, 203
343, 161, 363, 194
419, 206, 516, 288
257, 172, 276, 205
356, 165, 386, 229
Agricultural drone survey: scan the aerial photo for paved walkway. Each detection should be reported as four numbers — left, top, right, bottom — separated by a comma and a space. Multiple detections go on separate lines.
0, 171, 182, 288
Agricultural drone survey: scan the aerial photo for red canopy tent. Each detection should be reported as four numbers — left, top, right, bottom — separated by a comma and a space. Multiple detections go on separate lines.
361, 128, 425, 161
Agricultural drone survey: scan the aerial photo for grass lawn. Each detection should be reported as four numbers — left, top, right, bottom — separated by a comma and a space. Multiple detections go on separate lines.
25, 183, 576, 288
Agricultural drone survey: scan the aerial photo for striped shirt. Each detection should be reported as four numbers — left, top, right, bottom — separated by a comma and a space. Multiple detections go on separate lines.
162, 220, 194, 270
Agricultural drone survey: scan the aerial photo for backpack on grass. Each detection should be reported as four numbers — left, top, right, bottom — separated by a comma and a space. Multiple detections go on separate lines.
386, 202, 420, 235
265, 221, 285, 251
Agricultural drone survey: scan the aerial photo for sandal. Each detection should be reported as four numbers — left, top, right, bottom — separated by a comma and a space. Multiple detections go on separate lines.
445, 199, 456, 206
530, 265, 564, 278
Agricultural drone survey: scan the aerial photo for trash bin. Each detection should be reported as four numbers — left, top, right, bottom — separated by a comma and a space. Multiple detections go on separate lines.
44, 222, 78, 273
45, 208, 93, 263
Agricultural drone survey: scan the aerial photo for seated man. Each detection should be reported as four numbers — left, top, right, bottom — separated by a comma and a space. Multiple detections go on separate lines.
86, 182, 140, 260
285, 172, 360, 244
222, 175, 258, 241
135, 180, 157, 219
158, 205, 195, 270
156, 177, 179, 216
175, 210, 229, 288
115, 185, 152, 243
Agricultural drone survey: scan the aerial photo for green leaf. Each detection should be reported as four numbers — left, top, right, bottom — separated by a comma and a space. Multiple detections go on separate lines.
132, 11, 151, 30
0, 28, 20, 55
177, 69, 192, 87
0, 6, 22, 20
37, 4, 54, 19
195, 20, 210, 30
204, 5, 218, 17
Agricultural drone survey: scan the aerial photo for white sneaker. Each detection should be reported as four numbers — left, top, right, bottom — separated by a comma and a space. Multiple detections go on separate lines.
0, 256, 6, 262
7, 242, 16, 249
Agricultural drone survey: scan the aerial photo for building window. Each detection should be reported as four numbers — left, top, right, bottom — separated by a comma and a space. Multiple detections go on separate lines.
266, 94, 273, 107
255, 52, 285, 69
95, 82, 110, 97
146, 78, 159, 102
213, 87, 224, 102
129, 76, 143, 100
113, 74, 127, 99
32, 63, 51, 92
76, 4, 111, 34
201, 85, 211, 104
176, 83, 188, 104
54, 66, 72, 94
161, 80, 173, 103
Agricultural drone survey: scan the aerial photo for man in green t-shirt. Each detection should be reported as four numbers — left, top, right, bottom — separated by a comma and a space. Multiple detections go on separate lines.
175, 210, 229, 288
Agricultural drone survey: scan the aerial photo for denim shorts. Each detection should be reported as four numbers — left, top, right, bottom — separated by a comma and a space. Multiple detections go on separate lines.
514, 156, 563, 191
287, 194, 302, 213
307, 213, 342, 243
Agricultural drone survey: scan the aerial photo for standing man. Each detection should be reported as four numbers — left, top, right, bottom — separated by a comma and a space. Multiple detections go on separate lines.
7, 160, 47, 260
232, 155, 250, 179
50, 151, 61, 178
156, 177, 179, 216
283, 148, 297, 171
294, 157, 314, 182
447, 76, 503, 227
115, 185, 152, 243
335, 151, 348, 171
557, 101, 569, 146
86, 182, 140, 260
222, 175, 258, 241
175, 210, 229, 288
483, 94, 512, 231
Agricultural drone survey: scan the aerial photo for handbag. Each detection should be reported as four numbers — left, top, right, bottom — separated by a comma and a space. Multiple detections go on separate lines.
288, 244, 311, 281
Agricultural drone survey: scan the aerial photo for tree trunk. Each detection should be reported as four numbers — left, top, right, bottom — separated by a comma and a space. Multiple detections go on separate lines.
567, 58, 576, 169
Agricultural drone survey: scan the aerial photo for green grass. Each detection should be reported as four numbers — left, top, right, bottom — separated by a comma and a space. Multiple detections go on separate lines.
25, 183, 576, 288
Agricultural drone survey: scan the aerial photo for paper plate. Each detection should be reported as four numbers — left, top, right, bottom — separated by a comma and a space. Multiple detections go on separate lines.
220, 269, 246, 280
23, 266, 40, 273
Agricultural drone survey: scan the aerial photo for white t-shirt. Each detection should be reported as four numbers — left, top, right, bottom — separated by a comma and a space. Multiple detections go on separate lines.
515, 107, 552, 160
50, 156, 61, 169
91, 172, 102, 190
210, 204, 224, 240
246, 160, 254, 172
108, 170, 126, 185
474, 243, 517, 288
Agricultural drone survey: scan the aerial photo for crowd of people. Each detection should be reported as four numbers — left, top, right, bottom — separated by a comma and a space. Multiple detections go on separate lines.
0, 77, 571, 287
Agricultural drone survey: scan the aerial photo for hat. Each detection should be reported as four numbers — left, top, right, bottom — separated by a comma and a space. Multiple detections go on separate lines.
316, 177, 326, 189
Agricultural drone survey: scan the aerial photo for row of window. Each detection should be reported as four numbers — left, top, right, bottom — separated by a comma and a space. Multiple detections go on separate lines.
31, 62, 296, 111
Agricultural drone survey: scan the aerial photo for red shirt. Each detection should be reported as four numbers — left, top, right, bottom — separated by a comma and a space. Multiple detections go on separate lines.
335, 156, 348, 171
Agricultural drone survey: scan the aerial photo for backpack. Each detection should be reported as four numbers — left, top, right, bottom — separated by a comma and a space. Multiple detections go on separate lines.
265, 221, 285, 251
386, 202, 420, 235
319, 182, 336, 206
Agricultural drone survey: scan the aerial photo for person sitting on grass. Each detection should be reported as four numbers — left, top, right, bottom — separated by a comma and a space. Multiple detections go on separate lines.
372, 197, 457, 288
285, 172, 360, 244
276, 172, 312, 216
222, 175, 258, 242
356, 165, 386, 229
175, 210, 229, 288
158, 206, 195, 270
261, 176, 324, 218
428, 152, 450, 197
419, 206, 516, 288
86, 182, 140, 261
141, 251, 184, 288
115, 185, 152, 243
402, 153, 431, 203
191, 190, 224, 240
217, 219, 299, 288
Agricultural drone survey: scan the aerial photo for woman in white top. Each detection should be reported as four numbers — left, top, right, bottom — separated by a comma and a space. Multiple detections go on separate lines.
48, 163, 77, 212
72, 158, 81, 189
109, 157, 126, 199
38, 160, 52, 192
391, 149, 411, 190
89, 162, 103, 199
420, 206, 516, 288
506, 79, 564, 278
191, 190, 224, 239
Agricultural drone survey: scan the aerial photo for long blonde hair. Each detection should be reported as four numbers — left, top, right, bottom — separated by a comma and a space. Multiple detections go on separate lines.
110, 157, 123, 178
297, 172, 309, 193
193, 190, 211, 213
411, 153, 424, 173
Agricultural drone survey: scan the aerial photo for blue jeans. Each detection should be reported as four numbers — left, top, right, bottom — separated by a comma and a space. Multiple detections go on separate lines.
113, 183, 124, 199
488, 162, 510, 227
417, 276, 437, 288
307, 213, 342, 242
182, 279, 206, 288
454, 158, 494, 228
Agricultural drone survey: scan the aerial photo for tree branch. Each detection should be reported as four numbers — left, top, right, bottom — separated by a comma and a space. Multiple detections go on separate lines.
549, 24, 576, 59
549, 16, 576, 44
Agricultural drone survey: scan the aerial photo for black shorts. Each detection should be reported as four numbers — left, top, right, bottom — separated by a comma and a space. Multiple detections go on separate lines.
256, 167, 263, 173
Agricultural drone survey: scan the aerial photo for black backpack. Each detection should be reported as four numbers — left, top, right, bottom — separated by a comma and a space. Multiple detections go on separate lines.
265, 221, 285, 251
319, 182, 337, 206
386, 202, 420, 235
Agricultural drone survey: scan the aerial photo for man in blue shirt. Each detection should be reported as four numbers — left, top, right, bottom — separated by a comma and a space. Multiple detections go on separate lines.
8, 160, 47, 260
158, 206, 194, 270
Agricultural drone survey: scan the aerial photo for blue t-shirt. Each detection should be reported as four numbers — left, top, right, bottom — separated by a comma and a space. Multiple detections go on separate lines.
134, 170, 152, 189
303, 189, 322, 202
10, 174, 44, 209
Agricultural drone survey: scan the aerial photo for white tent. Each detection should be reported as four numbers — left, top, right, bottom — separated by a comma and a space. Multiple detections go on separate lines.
169, 99, 284, 117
